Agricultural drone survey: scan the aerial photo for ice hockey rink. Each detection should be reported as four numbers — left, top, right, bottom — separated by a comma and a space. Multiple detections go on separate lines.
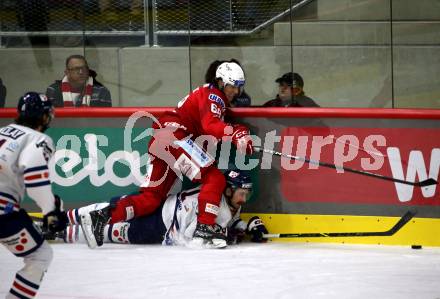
1, 242, 440, 299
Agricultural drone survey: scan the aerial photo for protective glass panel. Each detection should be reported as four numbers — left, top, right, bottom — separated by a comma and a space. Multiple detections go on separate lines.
0, 1, 438, 108
391, 0, 440, 108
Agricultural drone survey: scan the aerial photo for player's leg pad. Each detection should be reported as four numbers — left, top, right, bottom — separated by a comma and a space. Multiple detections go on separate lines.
8, 241, 53, 299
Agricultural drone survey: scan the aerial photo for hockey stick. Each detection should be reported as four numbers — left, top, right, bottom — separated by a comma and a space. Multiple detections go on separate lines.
254, 147, 438, 187
263, 210, 416, 239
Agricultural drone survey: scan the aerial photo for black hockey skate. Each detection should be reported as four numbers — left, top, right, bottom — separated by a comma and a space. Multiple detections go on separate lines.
80, 206, 110, 249
190, 222, 227, 249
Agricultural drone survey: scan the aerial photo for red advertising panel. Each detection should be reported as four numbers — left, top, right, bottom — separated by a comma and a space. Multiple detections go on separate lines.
280, 127, 440, 205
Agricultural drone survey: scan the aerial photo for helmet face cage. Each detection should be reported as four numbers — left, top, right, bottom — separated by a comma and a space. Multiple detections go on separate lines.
215, 62, 246, 92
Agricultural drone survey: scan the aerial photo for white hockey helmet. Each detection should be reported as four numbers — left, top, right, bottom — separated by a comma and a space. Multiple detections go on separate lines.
215, 62, 245, 89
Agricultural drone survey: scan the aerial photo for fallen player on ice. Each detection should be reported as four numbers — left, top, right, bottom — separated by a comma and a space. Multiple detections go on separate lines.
44, 169, 269, 249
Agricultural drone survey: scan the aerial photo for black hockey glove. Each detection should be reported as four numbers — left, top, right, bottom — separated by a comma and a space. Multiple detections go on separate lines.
227, 219, 246, 245
246, 216, 268, 243
43, 195, 68, 234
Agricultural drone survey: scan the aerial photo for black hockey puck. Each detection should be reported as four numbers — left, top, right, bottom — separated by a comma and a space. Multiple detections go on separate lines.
411, 245, 422, 249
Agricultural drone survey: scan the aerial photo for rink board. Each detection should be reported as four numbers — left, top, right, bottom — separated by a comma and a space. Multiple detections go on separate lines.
1, 107, 439, 247
241, 213, 440, 247
31, 211, 440, 246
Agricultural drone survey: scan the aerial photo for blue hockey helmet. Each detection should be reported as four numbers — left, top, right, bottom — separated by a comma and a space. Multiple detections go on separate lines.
17, 92, 53, 130
18, 92, 53, 119
225, 169, 253, 190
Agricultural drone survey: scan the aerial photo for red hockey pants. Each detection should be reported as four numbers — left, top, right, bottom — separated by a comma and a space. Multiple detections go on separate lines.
110, 126, 226, 225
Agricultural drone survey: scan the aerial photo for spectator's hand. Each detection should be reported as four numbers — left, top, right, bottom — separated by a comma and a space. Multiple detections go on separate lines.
43, 195, 68, 234
231, 124, 253, 155
246, 216, 268, 243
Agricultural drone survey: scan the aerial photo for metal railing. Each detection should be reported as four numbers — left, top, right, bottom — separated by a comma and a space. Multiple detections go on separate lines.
0, 0, 313, 46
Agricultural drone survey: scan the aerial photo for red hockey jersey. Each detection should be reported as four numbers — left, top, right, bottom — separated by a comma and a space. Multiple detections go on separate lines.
159, 84, 230, 139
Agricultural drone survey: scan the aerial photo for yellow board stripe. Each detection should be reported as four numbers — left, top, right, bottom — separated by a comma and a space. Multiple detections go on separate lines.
29, 211, 439, 246
29, 212, 43, 219
241, 213, 440, 247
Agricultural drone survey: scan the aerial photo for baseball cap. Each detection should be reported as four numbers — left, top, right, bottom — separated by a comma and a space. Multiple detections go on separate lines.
275, 72, 304, 87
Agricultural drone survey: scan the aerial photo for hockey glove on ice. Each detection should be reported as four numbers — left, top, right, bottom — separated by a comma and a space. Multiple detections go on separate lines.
246, 216, 268, 243
227, 219, 247, 245
43, 195, 68, 234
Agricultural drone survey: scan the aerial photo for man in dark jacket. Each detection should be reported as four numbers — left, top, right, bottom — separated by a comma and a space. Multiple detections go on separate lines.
46, 55, 112, 107
263, 72, 319, 107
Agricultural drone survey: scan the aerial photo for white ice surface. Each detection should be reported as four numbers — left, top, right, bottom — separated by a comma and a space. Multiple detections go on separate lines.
1, 242, 440, 299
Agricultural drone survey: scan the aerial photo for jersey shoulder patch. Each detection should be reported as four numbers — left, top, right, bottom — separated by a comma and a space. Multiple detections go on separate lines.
34, 135, 54, 163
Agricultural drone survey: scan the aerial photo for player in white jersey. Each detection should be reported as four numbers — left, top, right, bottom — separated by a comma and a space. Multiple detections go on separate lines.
0, 92, 67, 299
56, 169, 268, 249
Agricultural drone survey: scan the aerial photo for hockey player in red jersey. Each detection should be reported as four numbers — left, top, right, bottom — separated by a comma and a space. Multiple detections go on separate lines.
81, 61, 253, 248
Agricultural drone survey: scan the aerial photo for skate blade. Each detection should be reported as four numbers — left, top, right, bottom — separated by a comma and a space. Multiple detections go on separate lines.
80, 214, 97, 249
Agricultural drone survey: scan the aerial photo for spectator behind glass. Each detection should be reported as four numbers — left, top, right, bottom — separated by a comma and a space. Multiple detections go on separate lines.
0, 78, 6, 107
263, 72, 319, 107
205, 59, 252, 107
46, 55, 112, 107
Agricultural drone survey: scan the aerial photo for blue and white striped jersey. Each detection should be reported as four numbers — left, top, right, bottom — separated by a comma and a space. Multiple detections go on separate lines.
161, 187, 244, 246
0, 124, 55, 215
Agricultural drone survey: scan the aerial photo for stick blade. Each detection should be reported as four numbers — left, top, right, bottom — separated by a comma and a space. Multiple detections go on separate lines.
418, 178, 438, 187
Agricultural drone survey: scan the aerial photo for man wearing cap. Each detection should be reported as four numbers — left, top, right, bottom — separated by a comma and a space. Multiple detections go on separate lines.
263, 72, 319, 107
